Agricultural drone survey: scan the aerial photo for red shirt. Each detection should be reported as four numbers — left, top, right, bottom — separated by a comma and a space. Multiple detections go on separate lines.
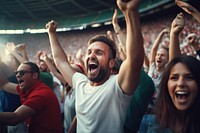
17, 80, 63, 133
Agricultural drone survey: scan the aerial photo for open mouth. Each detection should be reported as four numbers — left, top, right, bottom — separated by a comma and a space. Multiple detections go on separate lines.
89, 63, 98, 72
175, 91, 189, 100
157, 60, 161, 64
18, 79, 24, 85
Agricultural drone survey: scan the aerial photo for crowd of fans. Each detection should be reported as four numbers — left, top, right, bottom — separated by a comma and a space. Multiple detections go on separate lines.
0, 0, 200, 133
0, 12, 199, 64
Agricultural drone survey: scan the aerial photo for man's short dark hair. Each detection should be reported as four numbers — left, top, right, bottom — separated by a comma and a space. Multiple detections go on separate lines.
23, 61, 40, 78
88, 35, 117, 59
161, 45, 169, 53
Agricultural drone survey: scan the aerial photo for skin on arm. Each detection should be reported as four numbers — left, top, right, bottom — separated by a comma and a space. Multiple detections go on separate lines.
46, 21, 75, 87
107, 30, 115, 42
15, 43, 29, 61
117, 0, 144, 95
75, 48, 85, 72
41, 52, 67, 103
6, 42, 27, 64
0, 105, 36, 125
106, 29, 126, 61
0, 70, 18, 95
41, 52, 67, 85
118, 44, 126, 61
169, 13, 185, 61
144, 52, 150, 68
176, 0, 200, 23
68, 116, 77, 133
149, 28, 169, 64
112, 9, 126, 53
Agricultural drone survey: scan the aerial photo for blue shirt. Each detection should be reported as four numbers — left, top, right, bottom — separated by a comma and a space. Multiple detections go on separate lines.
0, 75, 21, 112
139, 114, 173, 133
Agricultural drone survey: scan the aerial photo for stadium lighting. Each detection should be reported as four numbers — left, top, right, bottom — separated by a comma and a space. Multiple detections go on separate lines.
0, 30, 6, 34
91, 23, 101, 28
0, 26, 87, 34
0, 30, 24, 34
29, 29, 46, 34
56, 28, 71, 32
104, 21, 112, 25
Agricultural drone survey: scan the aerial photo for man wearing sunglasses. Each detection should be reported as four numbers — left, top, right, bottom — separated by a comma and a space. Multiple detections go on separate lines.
0, 61, 62, 133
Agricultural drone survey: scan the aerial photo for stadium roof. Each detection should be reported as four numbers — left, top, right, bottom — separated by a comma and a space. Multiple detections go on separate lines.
0, 0, 192, 31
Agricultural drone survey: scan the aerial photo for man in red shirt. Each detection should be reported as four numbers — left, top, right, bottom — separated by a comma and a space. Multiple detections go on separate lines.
0, 61, 62, 133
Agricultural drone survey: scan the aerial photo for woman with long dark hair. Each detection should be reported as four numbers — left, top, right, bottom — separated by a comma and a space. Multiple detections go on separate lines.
139, 55, 200, 133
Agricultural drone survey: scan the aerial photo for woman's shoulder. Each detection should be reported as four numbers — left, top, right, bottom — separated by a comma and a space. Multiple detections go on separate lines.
139, 114, 158, 133
139, 114, 172, 133
142, 114, 157, 124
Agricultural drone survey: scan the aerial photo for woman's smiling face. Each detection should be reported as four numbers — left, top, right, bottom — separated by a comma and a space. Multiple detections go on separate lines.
168, 62, 198, 111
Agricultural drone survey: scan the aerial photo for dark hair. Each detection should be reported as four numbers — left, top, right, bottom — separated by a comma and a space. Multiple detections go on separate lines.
156, 55, 200, 132
113, 57, 123, 74
160, 45, 169, 53
23, 61, 40, 78
88, 35, 116, 59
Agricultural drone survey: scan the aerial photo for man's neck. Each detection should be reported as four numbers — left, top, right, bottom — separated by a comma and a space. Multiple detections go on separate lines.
90, 74, 110, 86
156, 66, 165, 73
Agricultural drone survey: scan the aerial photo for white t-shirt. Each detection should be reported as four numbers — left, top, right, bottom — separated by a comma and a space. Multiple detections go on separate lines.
72, 72, 132, 133
148, 63, 163, 99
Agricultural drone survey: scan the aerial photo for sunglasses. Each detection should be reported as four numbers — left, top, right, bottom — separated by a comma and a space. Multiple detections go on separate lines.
16, 70, 33, 76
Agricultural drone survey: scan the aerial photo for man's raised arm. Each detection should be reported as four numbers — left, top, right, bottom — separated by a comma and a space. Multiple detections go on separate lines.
169, 13, 184, 61
46, 21, 75, 86
117, 0, 144, 95
149, 28, 169, 65
0, 68, 18, 95
176, 0, 200, 23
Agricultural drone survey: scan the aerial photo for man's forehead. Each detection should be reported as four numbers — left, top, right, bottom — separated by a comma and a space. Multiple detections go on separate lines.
18, 64, 30, 70
87, 41, 109, 50
158, 48, 168, 54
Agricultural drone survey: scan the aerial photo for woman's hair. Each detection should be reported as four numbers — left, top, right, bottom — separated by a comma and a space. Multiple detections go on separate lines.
156, 55, 200, 132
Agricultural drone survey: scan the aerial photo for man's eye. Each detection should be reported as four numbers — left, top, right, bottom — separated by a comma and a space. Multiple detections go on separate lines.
97, 51, 103, 55
87, 51, 91, 55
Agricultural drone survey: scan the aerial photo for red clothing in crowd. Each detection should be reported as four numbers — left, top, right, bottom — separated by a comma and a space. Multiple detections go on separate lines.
17, 80, 63, 133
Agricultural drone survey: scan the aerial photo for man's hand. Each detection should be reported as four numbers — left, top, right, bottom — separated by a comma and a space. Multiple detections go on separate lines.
112, 9, 118, 25
187, 33, 198, 45
15, 43, 26, 51
117, 0, 140, 12
112, 9, 122, 34
6, 42, 16, 53
187, 33, 200, 51
171, 13, 185, 35
46, 20, 57, 33
40, 52, 48, 61
176, 0, 197, 15
161, 28, 170, 34
76, 48, 84, 61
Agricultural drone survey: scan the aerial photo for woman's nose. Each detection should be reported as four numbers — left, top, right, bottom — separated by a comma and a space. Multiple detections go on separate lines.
177, 77, 185, 88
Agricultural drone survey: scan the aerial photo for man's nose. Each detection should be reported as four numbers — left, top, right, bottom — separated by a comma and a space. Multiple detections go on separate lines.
89, 52, 96, 59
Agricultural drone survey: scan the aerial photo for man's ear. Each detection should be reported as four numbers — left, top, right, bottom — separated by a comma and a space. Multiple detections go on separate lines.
109, 59, 115, 69
33, 72, 39, 79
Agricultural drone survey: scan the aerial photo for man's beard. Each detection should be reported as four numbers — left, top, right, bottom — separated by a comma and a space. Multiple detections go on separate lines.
89, 67, 109, 82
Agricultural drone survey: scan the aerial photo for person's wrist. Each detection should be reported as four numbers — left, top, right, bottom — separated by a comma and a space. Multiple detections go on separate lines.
48, 29, 56, 34
115, 28, 121, 35
170, 31, 179, 38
